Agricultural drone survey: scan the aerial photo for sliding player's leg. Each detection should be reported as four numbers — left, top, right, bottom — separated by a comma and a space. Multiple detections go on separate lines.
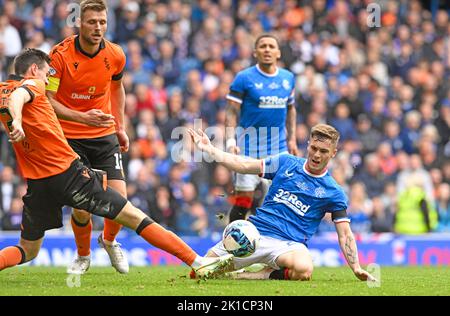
113, 202, 233, 279
64, 162, 233, 279
272, 244, 314, 281
203, 235, 313, 281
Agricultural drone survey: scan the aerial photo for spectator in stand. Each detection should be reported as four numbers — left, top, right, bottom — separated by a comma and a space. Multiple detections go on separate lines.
435, 183, 450, 232
347, 182, 373, 234
355, 153, 388, 199
370, 196, 394, 233
395, 173, 438, 234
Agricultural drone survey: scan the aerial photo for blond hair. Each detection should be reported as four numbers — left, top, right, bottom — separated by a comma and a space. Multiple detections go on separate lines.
80, 0, 107, 18
310, 124, 340, 146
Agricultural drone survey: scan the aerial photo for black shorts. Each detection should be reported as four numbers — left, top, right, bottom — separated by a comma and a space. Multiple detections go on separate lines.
67, 134, 125, 181
21, 159, 128, 241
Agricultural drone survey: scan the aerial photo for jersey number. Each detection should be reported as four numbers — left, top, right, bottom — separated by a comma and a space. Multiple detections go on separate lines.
114, 153, 123, 170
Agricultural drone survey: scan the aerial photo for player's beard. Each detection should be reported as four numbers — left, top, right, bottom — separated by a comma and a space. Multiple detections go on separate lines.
82, 33, 103, 47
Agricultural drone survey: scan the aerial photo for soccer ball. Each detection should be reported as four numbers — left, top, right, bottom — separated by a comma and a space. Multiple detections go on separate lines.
222, 220, 260, 257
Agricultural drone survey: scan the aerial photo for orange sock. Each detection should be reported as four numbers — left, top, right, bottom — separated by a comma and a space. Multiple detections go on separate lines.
103, 218, 122, 242
138, 222, 197, 266
0, 246, 25, 271
71, 216, 92, 257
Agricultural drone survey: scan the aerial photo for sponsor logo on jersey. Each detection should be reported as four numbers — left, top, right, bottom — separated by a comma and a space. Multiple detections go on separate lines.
71, 93, 91, 100
71, 92, 105, 100
273, 189, 311, 216
268, 82, 280, 89
258, 96, 288, 109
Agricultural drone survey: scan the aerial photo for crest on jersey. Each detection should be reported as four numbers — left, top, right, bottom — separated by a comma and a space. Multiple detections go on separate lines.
282, 79, 290, 90
88, 86, 96, 94
255, 83, 263, 89
49, 67, 56, 76
314, 187, 326, 198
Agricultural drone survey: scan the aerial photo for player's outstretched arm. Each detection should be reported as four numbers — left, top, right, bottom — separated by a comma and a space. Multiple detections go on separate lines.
188, 128, 262, 174
335, 221, 377, 282
7, 87, 31, 143
46, 91, 115, 127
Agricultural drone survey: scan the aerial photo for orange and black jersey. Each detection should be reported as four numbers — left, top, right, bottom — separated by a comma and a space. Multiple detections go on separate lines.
0, 75, 79, 179
47, 35, 126, 139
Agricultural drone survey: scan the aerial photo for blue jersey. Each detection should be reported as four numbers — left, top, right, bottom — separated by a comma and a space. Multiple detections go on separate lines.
226, 65, 295, 158
249, 154, 349, 245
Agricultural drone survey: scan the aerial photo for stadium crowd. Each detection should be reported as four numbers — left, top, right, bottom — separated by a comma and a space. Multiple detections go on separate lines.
0, 0, 449, 236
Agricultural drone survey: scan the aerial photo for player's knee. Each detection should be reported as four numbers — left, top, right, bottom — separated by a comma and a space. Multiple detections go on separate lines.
116, 203, 150, 231
290, 264, 313, 281
72, 209, 91, 224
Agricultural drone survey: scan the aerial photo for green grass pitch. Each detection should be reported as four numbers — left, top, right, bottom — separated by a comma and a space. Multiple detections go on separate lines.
0, 266, 449, 296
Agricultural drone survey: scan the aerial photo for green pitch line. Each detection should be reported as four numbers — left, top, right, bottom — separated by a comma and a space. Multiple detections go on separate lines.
0, 266, 449, 296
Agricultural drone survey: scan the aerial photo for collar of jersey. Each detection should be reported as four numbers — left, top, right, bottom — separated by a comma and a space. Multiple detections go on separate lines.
75, 35, 106, 58
302, 162, 328, 178
256, 64, 279, 77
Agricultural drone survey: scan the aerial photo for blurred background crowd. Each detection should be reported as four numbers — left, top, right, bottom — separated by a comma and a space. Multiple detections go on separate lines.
0, 0, 449, 237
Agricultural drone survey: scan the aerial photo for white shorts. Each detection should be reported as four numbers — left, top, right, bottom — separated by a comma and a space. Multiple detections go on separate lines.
209, 235, 308, 270
235, 173, 271, 192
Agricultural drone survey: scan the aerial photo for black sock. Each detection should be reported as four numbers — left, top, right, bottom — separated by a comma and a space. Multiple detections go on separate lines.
269, 268, 289, 280
229, 206, 249, 222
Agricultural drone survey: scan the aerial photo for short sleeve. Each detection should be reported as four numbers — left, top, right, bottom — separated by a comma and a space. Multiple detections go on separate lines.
288, 73, 295, 105
327, 189, 349, 220
226, 72, 246, 104
112, 47, 126, 81
21, 79, 46, 102
48, 49, 64, 80
260, 153, 290, 180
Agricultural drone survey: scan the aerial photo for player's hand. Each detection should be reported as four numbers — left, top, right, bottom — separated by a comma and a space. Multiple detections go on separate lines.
116, 130, 129, 153
353, 267, 377, 282
288, 139, 299, 156
9, 119, 25, 143
83, 109, 115, 127
188, 128, 211, 151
